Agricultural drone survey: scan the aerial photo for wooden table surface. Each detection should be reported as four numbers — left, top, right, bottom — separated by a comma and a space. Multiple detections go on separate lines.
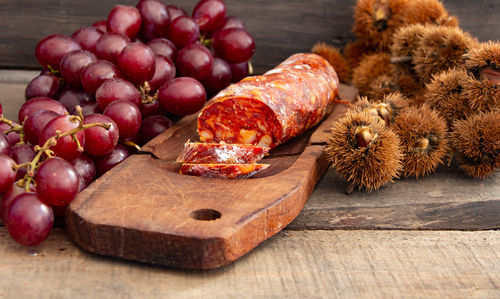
1, 0, 499, 296
0, 70, 499, 298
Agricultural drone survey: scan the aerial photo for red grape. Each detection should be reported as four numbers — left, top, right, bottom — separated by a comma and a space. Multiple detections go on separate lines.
168, 16, 200, 48
0, 103, 2, 115
147, 38, 177, 61
80, 60, 121, 95
60, 50, 97, 88
203, 57, 232, 94
7, 193, 53, 246
71, 153, 96, 186
193, 0, 226, 32
92, 20, 108, 33
39, 115, 85, 162
96, 78, 142, 110
80, 103, 101, 116
117, 42, 156, 85
11, 143, 36, 180
72, 26, 104, 53
57, 88, 95, 114
0, 132, 11, 156
138, 115, 173, 145
158, 77, 206, 116
218, 16, 245, 31
94, 144, 130, 177
229, 61, 249, 82
212, 28, 255, 63
1, 184, 35, 224
35, 157, 80, 207
140, 100, 167, 118
148, 55, 176, 91
176, 43, 213, 81
83, 113, 119, 156
107, 5, 142, 40
137, 0, 170, 41
23, 110, 59, 146
95, 33, 130, 65
77, 175, 86, 192
103, 100, 142, 140
35, 34, 82, 69
0, 123, 21, 146
25, 74, 60, 100
0, 154, 17, 194
18, 97, 68, 123
166, 5, 186, 21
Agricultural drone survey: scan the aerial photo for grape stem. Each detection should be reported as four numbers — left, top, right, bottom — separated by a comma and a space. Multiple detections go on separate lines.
139, 81, 158, 104
0, 116, 25, 144
15, 106, 111, 191
120, 140, 141, 151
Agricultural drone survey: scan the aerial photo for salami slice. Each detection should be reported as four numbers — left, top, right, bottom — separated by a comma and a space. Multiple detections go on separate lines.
180, 163, 270, 179
176, 142, 270, 164
197, 53, 339, 149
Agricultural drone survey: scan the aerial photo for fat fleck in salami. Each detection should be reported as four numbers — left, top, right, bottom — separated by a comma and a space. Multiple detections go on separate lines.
176, 142, 270, 164
180, 163, 270, 179
197, 53, 339, 149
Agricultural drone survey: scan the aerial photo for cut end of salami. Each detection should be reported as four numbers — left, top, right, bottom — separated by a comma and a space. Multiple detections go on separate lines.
176, 141, 270, 164
180, 163, 270, 179
197, 53, 339, 149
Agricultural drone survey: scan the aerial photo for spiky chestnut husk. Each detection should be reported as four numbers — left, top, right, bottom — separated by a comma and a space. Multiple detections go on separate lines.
406, 0, 459, 27
390, 24, 426, 96
352, 52, 392, 96
366, 74, 398, 100
353, 0, 410, 51
413, 26, 478, 84
343, 40, 373, 69
311, 42, 351, 83
462, 41, 500, 112
326, 110, 402, 192
354, 92, 408, 125
425, 68, 474, 128
392, 104, 449, 178
451, 111, 500, 179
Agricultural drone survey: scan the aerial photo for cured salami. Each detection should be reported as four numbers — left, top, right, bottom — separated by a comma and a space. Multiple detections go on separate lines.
180, 163, 270, 179
176, 141, 270, 164
197, 53, 339, 149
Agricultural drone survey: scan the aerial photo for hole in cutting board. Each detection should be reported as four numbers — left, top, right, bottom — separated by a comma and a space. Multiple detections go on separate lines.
190, 209, 222, 221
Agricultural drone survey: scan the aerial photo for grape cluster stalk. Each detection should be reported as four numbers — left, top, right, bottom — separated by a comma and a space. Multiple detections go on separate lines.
0, 0, 256, 246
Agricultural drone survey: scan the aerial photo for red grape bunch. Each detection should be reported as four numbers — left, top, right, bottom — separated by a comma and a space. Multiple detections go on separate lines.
1, 0, 256, 247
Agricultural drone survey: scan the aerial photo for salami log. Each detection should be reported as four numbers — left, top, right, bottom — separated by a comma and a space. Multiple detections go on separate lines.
180, 163, 270, 179
176, 142, 270, 164
197, 53, 339, 149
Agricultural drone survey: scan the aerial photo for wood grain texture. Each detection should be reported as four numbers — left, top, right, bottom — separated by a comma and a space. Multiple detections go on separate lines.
1, 227, 500, 298
0, 0, 498, 72
290, 165, 500, 231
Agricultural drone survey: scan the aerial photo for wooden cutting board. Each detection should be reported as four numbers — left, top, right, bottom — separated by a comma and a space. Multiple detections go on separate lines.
65, 84, 357, 269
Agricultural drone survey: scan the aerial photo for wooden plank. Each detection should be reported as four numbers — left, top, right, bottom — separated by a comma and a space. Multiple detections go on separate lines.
289, 166, 500, 231
0, 0, 498, 72
1, 227, 500, 298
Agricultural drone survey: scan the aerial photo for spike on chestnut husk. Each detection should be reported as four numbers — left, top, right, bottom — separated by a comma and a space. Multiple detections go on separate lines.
352, 53, 392, 96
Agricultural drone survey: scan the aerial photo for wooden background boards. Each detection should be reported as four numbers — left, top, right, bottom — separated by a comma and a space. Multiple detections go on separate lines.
0, 0, 499, 73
